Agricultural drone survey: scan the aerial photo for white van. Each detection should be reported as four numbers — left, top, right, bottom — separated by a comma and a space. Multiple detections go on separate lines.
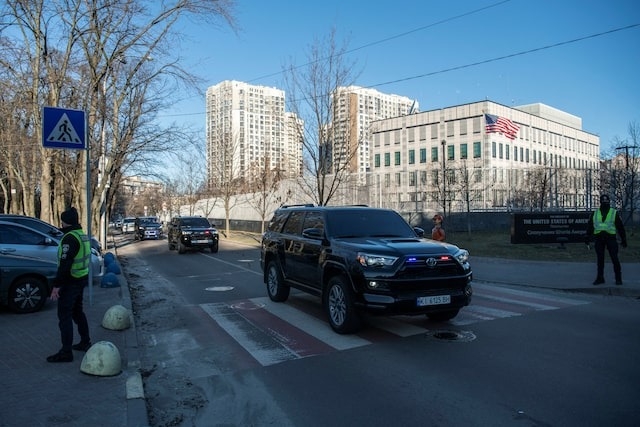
122, 217, 136, 234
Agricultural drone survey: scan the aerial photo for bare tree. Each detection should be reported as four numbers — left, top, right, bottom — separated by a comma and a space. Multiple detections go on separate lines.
0, 0, 236, 236
244, 157, 290, 233
608, 121, 639, 224
209, 131, 245, 236
282, 28, 360, 206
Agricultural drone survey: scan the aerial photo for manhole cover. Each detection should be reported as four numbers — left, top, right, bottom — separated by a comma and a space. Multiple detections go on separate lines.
205, 286, 234, 292
429, 330, 476, 342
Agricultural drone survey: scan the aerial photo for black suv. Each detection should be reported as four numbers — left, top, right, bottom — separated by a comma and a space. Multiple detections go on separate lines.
134, 216, 162, 240
167, 216, 219, 254
260, 205, 473, 334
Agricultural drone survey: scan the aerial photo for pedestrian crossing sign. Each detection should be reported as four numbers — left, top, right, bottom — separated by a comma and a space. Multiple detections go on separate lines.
42, 106, 86, 150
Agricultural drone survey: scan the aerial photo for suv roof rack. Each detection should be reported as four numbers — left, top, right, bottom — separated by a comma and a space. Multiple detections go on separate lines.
280, 204, 315, 208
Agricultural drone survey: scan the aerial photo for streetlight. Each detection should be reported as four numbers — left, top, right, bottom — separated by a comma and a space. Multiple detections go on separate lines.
441, 139, 446, 219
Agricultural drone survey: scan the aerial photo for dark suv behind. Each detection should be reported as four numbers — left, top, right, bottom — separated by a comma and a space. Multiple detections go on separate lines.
260, 205, 473, 334
167, 216, 219, 254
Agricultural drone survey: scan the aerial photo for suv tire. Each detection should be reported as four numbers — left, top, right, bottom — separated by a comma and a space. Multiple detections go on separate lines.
325, 275, 361, 334
266, 261, 290, 302
178, 241, 186, 254
210, 243, 219, 253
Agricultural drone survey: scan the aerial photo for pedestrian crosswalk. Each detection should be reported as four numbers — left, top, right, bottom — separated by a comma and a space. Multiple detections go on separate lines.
198, 283, 590, 367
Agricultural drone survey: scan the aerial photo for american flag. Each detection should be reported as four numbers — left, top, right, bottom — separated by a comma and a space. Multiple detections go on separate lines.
485, 114, 519, 140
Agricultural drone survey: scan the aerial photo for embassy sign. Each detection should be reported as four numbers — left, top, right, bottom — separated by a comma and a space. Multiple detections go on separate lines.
510, 212, 591, 244
42, 106, 86, 150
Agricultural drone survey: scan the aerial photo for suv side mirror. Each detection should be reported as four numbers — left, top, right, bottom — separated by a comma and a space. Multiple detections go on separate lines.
302, 228, 324, 240
413, 227, 425, 238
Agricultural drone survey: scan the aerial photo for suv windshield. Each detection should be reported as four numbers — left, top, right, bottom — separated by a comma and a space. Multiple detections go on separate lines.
327, 210, 415, 238
180, 218, 211, 227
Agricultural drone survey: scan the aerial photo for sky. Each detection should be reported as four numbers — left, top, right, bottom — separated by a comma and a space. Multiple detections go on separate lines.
160, 0, 640, 156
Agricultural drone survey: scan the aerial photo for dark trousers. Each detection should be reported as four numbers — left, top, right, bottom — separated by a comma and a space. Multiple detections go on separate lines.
594, 236, 622, 281
57, 280, 90, 352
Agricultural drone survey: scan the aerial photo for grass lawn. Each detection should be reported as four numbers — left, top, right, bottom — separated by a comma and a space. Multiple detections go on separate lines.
447, 228, 639, 263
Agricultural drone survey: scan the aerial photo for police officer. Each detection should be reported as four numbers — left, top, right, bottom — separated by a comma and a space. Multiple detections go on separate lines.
47, 207, 92, 363
586, 194, 627, 286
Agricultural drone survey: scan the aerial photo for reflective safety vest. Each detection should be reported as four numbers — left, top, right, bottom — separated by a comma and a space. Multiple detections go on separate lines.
58, 229, 91, 278
593, 208, 617, 235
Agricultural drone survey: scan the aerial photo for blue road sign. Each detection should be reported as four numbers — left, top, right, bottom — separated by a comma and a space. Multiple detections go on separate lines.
42, 106, 86, 150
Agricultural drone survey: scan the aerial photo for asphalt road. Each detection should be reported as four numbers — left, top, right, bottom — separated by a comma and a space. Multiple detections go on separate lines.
118, 236, 640, 427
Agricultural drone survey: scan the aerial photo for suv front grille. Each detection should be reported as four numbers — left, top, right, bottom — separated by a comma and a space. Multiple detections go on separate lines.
397, 255, 463, 280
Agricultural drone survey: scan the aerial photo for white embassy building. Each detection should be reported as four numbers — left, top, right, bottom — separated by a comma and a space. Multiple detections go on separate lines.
367, 100, 600, 213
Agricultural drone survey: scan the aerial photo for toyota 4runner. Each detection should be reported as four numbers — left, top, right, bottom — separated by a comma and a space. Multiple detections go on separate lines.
167, 216, 219, 254
260, 205, 473, 334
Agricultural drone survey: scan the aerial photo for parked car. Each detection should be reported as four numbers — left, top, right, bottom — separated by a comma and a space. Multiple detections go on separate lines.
134, 216, 163, 240
0, 221, 104, 283
260, 205, 473, 334
167, 216, 219, 254
0, 214, 102, 253
0, 253, 57, 313
122, 217, 136, 234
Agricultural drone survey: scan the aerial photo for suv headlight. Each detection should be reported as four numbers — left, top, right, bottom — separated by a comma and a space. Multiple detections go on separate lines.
454, 249, 469, 264
357, 252, 398, 267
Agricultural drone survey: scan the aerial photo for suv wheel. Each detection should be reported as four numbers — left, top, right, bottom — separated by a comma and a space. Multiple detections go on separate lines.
8, 276, 48, 314
266, 261, 289, 302
178, 241, 186, 254
426, 309, 459, 322
168, 240, 175, 250
210, 243, 219, 253
325, 275, 361, 334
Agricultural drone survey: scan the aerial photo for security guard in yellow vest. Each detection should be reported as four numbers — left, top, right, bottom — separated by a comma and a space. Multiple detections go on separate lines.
586, 194, 627, 286
47, 207, 93, 363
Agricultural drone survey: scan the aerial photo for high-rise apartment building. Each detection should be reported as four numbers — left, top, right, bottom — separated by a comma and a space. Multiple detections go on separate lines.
205, 80, 303, 188
369, 100, 600, 212
331, 86, 417, 181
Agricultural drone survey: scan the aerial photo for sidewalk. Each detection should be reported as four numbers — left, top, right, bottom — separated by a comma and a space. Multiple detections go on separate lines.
1, 243, 638, 427
0, 254, 149, 427
471, 256, 640, 297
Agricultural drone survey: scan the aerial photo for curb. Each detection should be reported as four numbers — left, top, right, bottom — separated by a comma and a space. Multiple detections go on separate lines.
112, 244, 150, 427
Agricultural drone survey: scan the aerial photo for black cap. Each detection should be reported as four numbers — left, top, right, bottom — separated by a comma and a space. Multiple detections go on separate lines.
600, 194, 610, 204
61, 207, 79, 225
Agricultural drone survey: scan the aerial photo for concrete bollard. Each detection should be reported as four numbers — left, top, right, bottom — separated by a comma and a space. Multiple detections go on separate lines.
80, 341, 122, 376
102, 304, 132, 330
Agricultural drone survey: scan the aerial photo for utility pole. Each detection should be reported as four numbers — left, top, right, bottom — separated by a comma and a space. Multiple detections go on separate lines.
441, 139, 446, 220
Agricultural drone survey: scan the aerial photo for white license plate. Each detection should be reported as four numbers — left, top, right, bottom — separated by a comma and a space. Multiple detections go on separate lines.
193, 239, 210, 244
417, 295, 451, 306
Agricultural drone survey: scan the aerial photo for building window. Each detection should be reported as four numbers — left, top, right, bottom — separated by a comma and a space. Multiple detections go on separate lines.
460, 143, 468, 159
446, 121, 454, 137
374, 154, 380, 168
460, 119, 467, 135
430, 123, 438, 139
420, 148, 427, 163
505, 145, 510, 160
409, 171, 416, 187
394, 151, 401, 166
499, 143, 503, 159
492, 141, 496, 158
526, 148, 530, 163
473, 141, 481, 158
395, 172, 401, 185
431, 147, 438, 162
420, 170, 427, 184
409, 149, 415, 164
384, 152, 390, 167
447, 145, 454, 161
384, 173, 390, 187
